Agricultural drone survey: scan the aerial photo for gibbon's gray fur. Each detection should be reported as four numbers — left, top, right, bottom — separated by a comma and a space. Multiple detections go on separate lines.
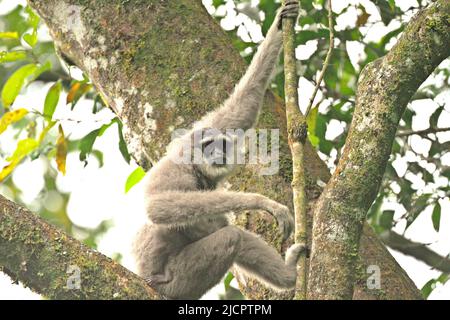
132, 2, 305, 300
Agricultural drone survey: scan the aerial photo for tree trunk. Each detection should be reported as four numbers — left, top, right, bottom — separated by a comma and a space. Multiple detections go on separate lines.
6, 0, 440, 299
307, 1, 450, 299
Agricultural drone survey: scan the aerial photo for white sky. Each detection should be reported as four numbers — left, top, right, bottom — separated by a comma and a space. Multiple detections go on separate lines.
0, 0, 449, 300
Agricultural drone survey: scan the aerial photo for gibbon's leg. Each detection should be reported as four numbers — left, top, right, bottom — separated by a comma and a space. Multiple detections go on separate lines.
234, 230, 305, 290
156, 225, 242, 300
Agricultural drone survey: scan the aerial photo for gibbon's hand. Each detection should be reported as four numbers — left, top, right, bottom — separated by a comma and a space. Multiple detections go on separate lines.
269, 202, 294, 241
277, 1, 300, 30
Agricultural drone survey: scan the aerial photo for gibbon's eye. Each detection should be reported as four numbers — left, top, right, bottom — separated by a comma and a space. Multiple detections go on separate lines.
221, 138, 227, 154
201, 138, 215, 153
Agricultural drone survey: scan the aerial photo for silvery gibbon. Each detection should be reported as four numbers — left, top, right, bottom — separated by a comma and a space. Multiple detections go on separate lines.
132, 1, 306, 299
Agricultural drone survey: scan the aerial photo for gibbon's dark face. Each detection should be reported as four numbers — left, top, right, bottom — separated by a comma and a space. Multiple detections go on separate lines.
200, 132, 233, 167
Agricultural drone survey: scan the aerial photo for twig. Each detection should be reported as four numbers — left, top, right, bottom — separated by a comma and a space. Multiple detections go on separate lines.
305, 0, 334, 117
397, 126, 450, 137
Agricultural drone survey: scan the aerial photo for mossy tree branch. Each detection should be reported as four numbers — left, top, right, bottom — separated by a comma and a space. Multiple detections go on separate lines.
307, 0, 450, 299
0, 195, 159, 299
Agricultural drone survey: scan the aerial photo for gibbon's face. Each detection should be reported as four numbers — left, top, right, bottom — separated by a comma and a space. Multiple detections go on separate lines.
190, 128, 240, 177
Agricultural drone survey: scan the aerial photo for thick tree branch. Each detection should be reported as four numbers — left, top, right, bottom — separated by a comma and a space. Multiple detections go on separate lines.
308, 0, 450, 299
0, 195, 159, 299
19, 0, 423, 299
381, 231, 450, 274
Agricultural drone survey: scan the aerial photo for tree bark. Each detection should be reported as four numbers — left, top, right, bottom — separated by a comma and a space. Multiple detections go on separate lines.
7, 0, 435, 299
307, 0, 450, 299
0, 195, 159, 299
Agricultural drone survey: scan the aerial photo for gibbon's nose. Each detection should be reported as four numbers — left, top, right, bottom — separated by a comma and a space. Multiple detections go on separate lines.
208, 152, 227, 166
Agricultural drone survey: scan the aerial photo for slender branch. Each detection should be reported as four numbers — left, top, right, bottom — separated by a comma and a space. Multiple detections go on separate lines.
281, 0, 308, 300
381, 231, 450, 273
305, 0, 334, 117
397, 126, 450, 137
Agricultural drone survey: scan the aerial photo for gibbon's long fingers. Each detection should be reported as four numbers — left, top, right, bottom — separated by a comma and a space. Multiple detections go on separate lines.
145, 273, 172, 287
278, 2, 300, 29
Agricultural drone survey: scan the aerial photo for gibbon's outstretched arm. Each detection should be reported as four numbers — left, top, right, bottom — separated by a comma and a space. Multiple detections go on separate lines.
146, 190, 294, 239
199, 2, 299, 130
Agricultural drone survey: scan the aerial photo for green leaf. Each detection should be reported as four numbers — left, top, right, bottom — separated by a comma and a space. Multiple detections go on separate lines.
432, 202, 441, 232
379, 210, 395, 230
421, 274, 449, 299
30, 61, 52, 82
79, 129, 101, 162
25, 6, 40, 29
91, 150, 104, 167
421, 279, 435, 299
296, 29, 329, 45
23, 6, 40, 48
373, 0, 396, 26
212, 0, 225, 8
0, 50, 27, 64
307, 106, 318, 127
78, 118, 129, 164
223, 272, 234, 291
3, 6, 27, 30
125, 167, 146, 193
1, 63, 38, 108
429, 106, 443, 128
117, 120, 131, 164
44, 82, 62, 119
23, 30, 37, 47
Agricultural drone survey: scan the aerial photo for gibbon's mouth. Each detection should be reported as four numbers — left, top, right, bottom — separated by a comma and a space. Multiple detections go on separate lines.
212, 163, 227, 167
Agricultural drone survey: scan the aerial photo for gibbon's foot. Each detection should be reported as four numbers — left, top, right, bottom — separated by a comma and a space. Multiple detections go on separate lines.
305, 245, 311, 258
278, 1, 300, 30
286, 243, 308, 266
145, 273, 172, 287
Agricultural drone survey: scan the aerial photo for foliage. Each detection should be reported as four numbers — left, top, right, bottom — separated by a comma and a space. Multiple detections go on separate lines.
0, 4, 126, 252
